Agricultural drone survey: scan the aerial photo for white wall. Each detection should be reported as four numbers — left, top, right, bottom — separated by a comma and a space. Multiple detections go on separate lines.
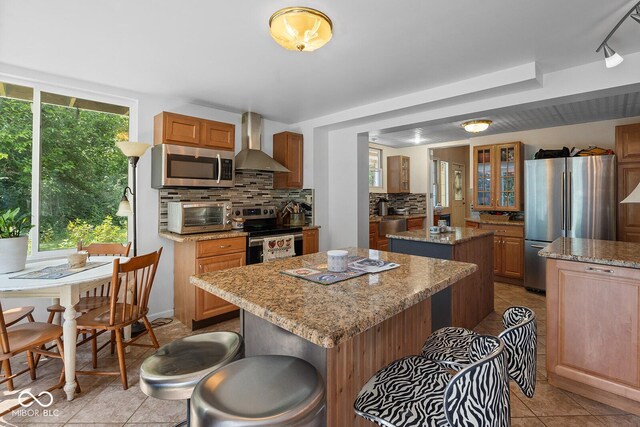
369, 143, 430, 194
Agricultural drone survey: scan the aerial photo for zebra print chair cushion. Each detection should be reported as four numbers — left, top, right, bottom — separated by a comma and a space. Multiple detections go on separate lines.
354, 336, 510, 427
421, 306, 537, 398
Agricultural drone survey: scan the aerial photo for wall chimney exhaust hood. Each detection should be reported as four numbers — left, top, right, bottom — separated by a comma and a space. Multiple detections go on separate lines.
235, 112, 290, 173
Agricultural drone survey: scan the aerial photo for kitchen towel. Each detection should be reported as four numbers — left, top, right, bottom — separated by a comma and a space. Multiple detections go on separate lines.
263, 235, 296, 262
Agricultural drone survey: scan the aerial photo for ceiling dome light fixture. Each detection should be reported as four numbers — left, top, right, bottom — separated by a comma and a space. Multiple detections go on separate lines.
596, 1, 640, 68
462, 120, 492, 133
269, 7, 333, 52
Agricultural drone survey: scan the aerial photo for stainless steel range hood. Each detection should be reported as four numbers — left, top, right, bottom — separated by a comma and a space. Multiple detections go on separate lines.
235, 112, 290, 172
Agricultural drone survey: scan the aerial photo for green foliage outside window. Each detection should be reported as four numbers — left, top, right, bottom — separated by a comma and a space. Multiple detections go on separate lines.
0, 96, 129, 251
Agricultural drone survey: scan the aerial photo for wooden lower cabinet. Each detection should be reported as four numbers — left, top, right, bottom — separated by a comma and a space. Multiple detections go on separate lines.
469, 221, 524, 283
195, 252, 246, 320
369, 222, 378, 249
302, 229, 320, 255
174, 237, 245, 329
547, 259, 640, 415
407, 217, 425, 231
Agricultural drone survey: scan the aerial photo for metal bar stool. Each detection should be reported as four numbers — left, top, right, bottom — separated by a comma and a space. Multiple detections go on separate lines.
190, 355, 325, 426
139, 331, 244, 426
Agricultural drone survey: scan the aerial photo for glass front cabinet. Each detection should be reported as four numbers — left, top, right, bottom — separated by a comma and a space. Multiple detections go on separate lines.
472, 142, 523, 211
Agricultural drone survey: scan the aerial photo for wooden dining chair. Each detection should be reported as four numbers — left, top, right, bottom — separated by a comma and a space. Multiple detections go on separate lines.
0, 299, 68, 416
0, 305, 35, 390
46, 241, 131, 368
76, 247, 162, 390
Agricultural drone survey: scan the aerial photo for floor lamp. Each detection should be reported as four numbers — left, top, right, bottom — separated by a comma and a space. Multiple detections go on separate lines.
116, 141, 151, 337
115, 141, 151, 256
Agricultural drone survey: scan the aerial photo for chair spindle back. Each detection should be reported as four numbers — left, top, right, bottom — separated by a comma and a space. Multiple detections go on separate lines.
108, 248, 162, 326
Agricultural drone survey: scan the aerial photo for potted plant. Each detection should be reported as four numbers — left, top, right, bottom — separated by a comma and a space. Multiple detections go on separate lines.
0, 208, 34, 274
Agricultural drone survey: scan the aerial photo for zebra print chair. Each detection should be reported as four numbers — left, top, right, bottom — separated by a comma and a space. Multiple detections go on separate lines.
354, 335, 510, 427
421, 306, 537, 397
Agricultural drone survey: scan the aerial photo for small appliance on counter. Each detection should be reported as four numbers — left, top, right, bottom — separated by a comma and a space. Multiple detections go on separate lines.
377, 197, 389, 216
167, 201, 232, 234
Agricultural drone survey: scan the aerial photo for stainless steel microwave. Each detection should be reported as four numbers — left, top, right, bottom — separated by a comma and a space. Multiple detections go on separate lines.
151, 144, 235, 188
167, 201, 232, 234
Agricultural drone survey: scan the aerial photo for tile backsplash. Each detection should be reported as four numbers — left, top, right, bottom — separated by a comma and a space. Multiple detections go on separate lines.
159, 171, 312, 231
369, 193, 428, 216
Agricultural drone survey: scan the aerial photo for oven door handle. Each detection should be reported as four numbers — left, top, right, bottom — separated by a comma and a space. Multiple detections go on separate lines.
216, 154, 221, 184
248, 233, 304, 247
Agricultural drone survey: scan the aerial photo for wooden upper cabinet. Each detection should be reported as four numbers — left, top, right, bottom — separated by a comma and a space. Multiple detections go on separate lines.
616, 123, 640, 163
387, 155, 410, 193
202, 120, 235, 151
473, 142, 523, 211
617, 123, 640, 242
154, 112, 235, 151
273, 132, 304, 189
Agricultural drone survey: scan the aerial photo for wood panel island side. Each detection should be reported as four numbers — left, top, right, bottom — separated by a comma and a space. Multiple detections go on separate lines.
540, 237, 640, 416
191, 248, 478, 426
387, 227, 495, 330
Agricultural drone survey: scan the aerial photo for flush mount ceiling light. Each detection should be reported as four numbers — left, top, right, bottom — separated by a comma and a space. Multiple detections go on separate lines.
269, 7, 333, 52
596, 1, 640, 68
462, 120, 492, 133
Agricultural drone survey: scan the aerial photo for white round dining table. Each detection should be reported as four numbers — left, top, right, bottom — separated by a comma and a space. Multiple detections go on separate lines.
0, 256, 122, 401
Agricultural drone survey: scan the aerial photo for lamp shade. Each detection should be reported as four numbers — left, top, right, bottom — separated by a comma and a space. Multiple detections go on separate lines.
603, 44, 624, 68
116, 141, 151, 158
116, 197, 133, 216
621, 182, 640, 203
269, 7, 332, 52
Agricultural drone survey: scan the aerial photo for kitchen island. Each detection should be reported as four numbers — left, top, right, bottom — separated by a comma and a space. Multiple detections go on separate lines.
191, 248, 477, 426
387, 227, 495, 330
540, 237, 640, 416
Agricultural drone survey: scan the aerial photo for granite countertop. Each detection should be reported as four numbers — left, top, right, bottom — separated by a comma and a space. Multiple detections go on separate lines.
386, 227, 495, 245
465, 217, 525, 226
369, 214, 427, 223
159, 230, 249, 242
191, 247, 477, 348
160, 225, 320, 242
538, 237, 640, 269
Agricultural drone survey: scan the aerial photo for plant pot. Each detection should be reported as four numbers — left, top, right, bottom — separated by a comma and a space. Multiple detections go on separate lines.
0, 236, 29, 274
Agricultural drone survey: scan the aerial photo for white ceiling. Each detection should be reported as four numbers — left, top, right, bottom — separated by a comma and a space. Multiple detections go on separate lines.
0, 0, 639, 123
370, 91, 640, 147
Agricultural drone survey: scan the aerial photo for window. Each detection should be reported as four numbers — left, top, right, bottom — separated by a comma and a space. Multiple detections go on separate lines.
0, 80, 132, 257
439, 161, 449, 207
369, 148, 383, 188
431, 159, 449, 208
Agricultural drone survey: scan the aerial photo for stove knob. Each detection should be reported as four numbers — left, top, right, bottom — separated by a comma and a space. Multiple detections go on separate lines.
226, 213, 230, 217
263, 209, 268, 214
235, 210, 241, 216
226, 205, 231, 210
226, 220, 231, 224
269, 209, 274, 214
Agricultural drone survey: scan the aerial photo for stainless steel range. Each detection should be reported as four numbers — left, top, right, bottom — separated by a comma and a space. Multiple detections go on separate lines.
236, 205, 303, 264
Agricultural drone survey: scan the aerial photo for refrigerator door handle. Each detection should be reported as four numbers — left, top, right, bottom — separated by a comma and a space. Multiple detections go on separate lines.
561, 172, 566, 231
567, 171, 572, 231
530, 244, 546, 249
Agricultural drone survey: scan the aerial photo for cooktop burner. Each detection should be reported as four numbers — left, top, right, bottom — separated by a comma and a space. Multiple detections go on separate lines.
238, 205, 304, 237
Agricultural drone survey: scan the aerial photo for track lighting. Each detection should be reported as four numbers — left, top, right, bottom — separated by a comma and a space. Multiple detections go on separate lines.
603, 44, 624, 68
596, 1, 640, 69
632, 6, 640, 24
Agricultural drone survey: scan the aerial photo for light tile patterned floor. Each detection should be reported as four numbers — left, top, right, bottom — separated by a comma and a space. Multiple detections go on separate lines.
2, 282, 639, 426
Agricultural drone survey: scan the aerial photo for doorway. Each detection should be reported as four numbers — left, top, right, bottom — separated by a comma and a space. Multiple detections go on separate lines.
430, 145, 470, 227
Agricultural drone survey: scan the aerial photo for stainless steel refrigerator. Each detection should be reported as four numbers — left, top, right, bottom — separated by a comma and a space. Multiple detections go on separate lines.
524, 155, 616, 291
